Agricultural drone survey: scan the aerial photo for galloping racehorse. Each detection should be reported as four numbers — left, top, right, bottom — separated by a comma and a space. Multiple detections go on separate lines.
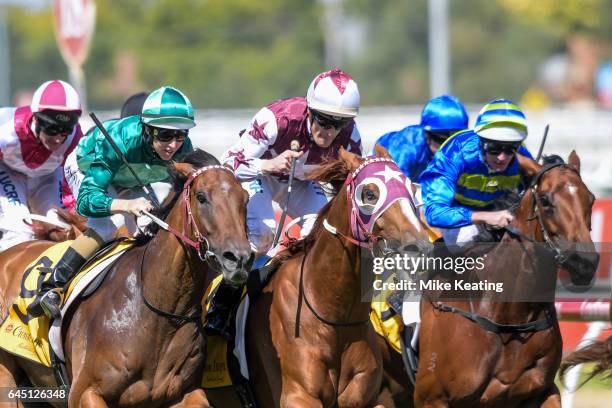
0, 150, 253, 407
414, 152, 599, 407
217, 148, 430, 408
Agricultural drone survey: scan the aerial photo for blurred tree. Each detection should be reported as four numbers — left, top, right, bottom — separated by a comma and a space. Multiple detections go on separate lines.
498, 0, 604, 34
7, 0, 612, 109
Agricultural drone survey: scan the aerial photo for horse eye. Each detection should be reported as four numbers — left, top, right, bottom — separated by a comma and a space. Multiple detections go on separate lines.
196, 192, 208, 204
364, 189, 377, 204
539, 194, 552, 208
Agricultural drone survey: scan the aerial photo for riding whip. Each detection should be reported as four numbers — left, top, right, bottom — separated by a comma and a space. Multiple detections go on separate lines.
272, 140, 300, 247
535, 124, 549, 163
89, 113, 161, 209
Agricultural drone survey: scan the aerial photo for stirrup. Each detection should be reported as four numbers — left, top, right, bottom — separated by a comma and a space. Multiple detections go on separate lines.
39, 289, 62, 319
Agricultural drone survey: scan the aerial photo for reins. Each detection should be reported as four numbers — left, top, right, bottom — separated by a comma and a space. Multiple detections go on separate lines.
138, 164, 234, 324
434, 163, 579, 334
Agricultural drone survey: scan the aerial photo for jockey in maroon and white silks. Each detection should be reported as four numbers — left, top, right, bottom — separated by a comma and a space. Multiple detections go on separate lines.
221, 68, 362, 255
0, 80, 82, 251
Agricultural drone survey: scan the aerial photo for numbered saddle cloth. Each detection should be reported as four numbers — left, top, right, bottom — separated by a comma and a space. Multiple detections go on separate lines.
0, 240, 133, 366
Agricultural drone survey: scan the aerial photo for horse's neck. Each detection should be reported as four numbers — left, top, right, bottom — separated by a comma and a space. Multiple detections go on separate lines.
303, 189, 369, 323
477, 192, 557, 321
143, 201, 206, 317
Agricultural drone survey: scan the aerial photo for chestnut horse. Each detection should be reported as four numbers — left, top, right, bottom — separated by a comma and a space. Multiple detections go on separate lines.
412, 152, 599, 408
0, 150, 253, 408
560, 297, 611, 386
203, 148, 432, 407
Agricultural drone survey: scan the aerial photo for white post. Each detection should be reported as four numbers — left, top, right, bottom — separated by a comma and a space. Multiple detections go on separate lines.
320, 0, 343, 68
428, 0, 450, 97
0, 7, 10, 106
560, 321, 608, 408
68, 64, 86, 113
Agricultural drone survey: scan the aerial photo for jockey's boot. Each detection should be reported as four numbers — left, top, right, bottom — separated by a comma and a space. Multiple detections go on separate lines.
27, 247, 87, 319
204, 281, 244, 341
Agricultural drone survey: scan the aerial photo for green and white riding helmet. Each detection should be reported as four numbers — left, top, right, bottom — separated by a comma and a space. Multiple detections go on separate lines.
141, 86, 196, 130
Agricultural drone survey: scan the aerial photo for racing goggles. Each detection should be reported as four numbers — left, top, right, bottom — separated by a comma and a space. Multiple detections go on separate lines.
35, 113, 76, 137
482, 141, 521, 155
310, 110, 351, 131
146, 125, 189, 143
425, 129, 460, 144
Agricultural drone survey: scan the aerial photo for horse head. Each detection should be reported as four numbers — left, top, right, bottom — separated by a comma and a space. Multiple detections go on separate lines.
336, 147, 432, 255
518, 151, 599, 289
171, 150, 253, 285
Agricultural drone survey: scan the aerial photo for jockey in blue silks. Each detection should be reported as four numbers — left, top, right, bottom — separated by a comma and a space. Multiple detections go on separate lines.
420, 99, 533, 249
373, 95, 469, 182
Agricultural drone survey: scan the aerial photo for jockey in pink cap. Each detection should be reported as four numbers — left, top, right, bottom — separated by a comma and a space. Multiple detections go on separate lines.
0, 80, 83, 251
207, 68, 363, 339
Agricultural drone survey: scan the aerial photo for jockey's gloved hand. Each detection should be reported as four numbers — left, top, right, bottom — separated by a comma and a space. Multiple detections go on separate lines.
111, 197, 153, 217
260, 149, 303, 174
472, 209, 514, 229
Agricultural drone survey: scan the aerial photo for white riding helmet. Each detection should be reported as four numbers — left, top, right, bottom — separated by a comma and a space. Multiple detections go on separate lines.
306, 68, 360, 118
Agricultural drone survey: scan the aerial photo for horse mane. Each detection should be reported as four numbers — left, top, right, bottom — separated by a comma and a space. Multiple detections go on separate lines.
276, 156, 351, 262
306, 156, 351, 193
136, 148, 221, 244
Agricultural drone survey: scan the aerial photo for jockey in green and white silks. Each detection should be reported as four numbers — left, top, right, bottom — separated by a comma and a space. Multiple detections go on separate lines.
420, 99, 533, 249
28, 86, 196, 320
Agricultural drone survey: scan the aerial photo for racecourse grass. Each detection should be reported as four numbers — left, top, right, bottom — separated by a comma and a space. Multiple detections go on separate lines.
555, 363, 611, 408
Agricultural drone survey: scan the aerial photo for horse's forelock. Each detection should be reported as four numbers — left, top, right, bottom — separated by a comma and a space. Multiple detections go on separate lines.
170, 149, 221, 190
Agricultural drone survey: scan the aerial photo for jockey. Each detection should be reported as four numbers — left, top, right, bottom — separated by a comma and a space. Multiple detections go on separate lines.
420, 99, 533, 249
0, 80, 83, 251
120, 91, 149, 119
206, 68, 363, 338
62, 92, 152, 212
373, 95, 468, 181
28, 86, 196, 319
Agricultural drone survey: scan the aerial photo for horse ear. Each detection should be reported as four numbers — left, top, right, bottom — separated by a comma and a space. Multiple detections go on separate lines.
339, 147, 363, 171
517, 153, 541, 181
568, 150, 581, 173
172, 161, 197, 178
374, 144, 392, 159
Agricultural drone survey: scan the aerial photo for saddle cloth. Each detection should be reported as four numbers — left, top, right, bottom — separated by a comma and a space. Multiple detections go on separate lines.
201, 274, 247, 389
0, 240, 133, 366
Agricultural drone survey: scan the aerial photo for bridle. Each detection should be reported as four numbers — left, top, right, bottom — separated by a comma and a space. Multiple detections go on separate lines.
163, 165, 234, 263
140, 164, 235, 324
434, 162, 582, 334
322, 157, 419, 253
299, 158, 421, 328
505, 162, 579, 266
